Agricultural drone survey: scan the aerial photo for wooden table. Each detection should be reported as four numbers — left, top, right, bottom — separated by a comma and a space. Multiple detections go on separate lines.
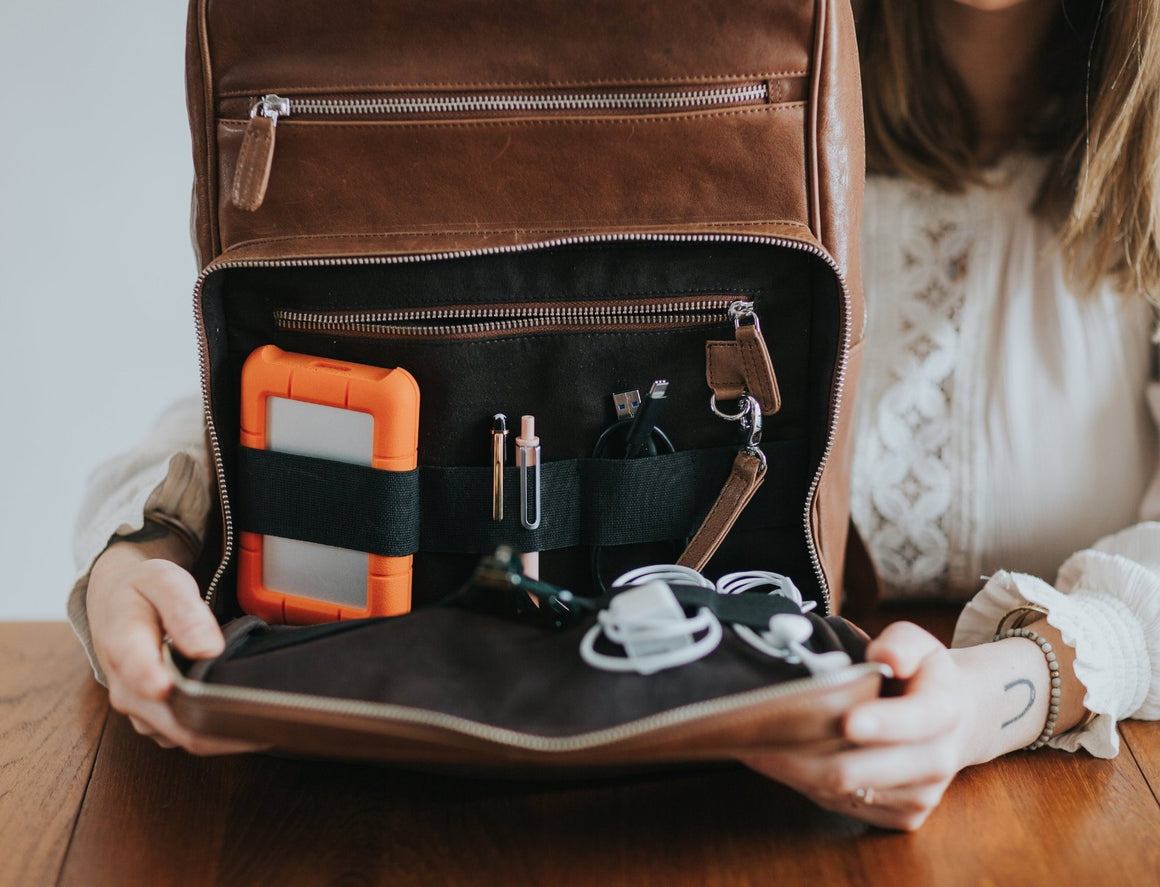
3, 617, 1159, 887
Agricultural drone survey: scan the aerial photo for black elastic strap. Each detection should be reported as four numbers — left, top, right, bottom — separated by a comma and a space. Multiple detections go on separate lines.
234, 440, 806, 557
234, 447, 420, 556
666, 584, 803, 628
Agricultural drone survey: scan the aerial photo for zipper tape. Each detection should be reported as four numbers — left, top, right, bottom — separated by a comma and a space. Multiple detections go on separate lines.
252, 82, 773, 119
272, 296, 747, 338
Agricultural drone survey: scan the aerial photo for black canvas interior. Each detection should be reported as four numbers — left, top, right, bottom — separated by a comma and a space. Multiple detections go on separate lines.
198, 240, 842, 617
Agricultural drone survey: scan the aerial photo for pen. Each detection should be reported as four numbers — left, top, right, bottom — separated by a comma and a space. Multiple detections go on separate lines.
491, 414, 508, 521
516, 414, 541, 580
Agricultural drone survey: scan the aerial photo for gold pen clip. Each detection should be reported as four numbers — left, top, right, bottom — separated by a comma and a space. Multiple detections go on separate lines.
492, 414, 508, 521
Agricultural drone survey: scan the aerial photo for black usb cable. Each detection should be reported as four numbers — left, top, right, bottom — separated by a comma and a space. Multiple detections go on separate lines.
590, 379, 679, 591
623, 380, 669, 458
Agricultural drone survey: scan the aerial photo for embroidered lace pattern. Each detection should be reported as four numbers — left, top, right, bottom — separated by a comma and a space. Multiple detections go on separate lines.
852, 186, 975, 596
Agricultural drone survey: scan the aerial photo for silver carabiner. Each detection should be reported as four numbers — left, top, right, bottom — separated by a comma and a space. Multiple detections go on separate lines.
739, 396, 766, 468
708, 393, 767, 469
741, 396, 763, 449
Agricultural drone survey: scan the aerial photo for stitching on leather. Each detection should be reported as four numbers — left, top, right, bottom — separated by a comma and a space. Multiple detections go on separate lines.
215, 72, 811, 98
222, 221, 816, 252
231, 127, 260, 208
741, 337, 763, 399
746, 345, 779, 410
687, 455, 755, 562
706, 342, 743, 390
220, 103, 803, 134
197, 0, 221, 259
231, 125, 271, 209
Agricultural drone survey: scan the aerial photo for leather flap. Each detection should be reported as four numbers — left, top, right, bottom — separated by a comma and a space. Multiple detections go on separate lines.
167, 608, 883, 770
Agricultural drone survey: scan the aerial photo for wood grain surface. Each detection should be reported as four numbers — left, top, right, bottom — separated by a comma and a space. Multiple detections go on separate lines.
58, 713, 1160, 887
6, 622, 1159, 887
0, 623, 107, 887
1123, 719, 1160, 790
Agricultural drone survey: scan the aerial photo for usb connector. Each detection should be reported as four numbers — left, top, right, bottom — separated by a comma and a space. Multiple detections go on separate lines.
612, 389, 642, 420
624, 380, 669, 458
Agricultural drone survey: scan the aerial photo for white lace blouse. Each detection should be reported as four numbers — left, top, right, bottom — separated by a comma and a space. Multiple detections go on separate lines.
853, 155, 1160, 755
69, 155, 1160, 757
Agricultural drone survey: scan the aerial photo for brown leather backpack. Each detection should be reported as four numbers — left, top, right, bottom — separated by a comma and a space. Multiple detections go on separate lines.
172, 0, 877, 770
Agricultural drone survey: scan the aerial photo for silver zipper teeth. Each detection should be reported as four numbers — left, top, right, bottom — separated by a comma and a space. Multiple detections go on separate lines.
273, 300, 739, 337
279, 314, 720, 337
283, 83, 768, 117
173, 654, 885, 751
195, 234, 851, 615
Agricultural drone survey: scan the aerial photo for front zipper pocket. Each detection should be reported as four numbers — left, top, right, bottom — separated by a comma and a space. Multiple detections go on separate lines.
245, 82, 774, 121
272, 296, 755, 341
226, 77, 803, 212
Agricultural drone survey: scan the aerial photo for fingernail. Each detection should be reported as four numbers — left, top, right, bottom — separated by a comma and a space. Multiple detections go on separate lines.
848, 712, 879, 738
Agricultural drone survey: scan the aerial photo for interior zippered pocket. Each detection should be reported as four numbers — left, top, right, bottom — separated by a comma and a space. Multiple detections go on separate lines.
272, 296, 753, 341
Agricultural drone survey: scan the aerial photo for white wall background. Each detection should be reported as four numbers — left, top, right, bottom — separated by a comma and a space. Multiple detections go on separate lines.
0, 2, 200, 619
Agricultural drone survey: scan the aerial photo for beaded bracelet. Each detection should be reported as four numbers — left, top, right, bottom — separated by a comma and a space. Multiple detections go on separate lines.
992, 627, 1061, 750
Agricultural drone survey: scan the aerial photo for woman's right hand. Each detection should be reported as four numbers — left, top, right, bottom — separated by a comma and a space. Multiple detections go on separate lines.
86, 530, 266, 754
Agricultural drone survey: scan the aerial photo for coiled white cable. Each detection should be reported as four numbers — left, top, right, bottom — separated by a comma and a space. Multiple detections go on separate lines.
734, 614, 851, 674
584, 564, 849, 676
610, 563, 716, 591
579, 580, 722, 675
715, 570, 816, 612
714, 571, 848, 673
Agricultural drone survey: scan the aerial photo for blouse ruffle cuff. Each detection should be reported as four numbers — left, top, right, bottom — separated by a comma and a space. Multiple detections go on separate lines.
953, 523, 1160, 759
68, 399, 212, 684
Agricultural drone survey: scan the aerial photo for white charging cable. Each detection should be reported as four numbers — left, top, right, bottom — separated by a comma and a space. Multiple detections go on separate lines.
715, 570, 816, 612
734, 614, 851, 674
585, 564, 850, 676
579, 580, 722, 675
610, 563, 717, 591
714, 570, 848, 673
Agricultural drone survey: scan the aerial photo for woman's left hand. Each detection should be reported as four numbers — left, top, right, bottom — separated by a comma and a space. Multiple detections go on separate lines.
738, 622, 978, 831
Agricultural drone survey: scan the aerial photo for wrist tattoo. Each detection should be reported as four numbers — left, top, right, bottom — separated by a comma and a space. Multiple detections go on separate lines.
1001, 678, 1036, 729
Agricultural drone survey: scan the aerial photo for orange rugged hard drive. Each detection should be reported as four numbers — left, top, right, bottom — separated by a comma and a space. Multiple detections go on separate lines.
238, 345, 420, 625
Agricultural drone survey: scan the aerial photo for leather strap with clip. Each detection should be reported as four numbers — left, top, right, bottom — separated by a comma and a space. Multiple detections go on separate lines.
678, 303, 779, 572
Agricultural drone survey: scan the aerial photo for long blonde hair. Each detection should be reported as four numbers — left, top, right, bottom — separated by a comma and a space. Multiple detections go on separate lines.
857, 0, 1160, 301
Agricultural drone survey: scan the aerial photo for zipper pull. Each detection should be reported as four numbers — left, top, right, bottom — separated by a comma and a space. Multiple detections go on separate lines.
677, 444, 767, 573
704, 301, 781, 415
231, 94, 290, 212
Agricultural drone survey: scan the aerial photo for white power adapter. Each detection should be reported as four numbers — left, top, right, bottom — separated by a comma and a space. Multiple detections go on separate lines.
579, 581, 722, 675
605, 580, 694, 659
